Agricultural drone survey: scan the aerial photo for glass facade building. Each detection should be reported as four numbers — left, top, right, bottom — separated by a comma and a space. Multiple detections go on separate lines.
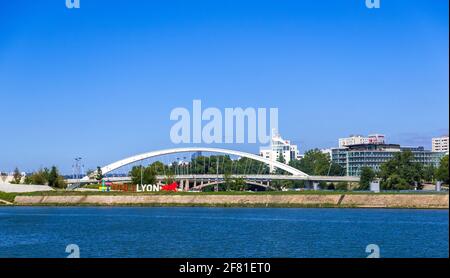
331, 144, 445, 176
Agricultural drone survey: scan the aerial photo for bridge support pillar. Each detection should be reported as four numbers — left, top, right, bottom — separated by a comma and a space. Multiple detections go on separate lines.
179, 179, 184, 190
185, 179, 190, 191
313, 182, 320, 191
436, 181, 442, 192
370, 181, 380, 193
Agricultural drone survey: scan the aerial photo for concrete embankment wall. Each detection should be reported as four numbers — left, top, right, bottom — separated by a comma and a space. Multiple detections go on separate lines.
14, 194, 449, 209
340, 194, 448, 208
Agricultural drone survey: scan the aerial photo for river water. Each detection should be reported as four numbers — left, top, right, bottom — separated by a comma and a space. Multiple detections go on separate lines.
0, 207, 448, 258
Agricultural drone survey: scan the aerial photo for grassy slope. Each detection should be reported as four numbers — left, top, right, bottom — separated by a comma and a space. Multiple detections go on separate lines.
0, 192, 17, 203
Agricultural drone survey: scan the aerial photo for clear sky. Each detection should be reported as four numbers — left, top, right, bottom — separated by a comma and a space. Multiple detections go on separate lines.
0, 0, 448, 173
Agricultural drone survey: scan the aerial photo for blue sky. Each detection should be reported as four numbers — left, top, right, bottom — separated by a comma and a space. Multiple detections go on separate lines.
0, 0, 448, 173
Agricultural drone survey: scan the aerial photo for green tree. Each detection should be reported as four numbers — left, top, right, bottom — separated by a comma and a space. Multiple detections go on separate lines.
130, 166, 143, 185
435, 155, 449, 184
289, 149, 343, 177
13, 167, 22, 184
24, 175, 33, 185
384, 174, 409, 190
47, 166, 66, 188
272, 152, 286, 175
232, 177, 247, 191
379, 151, 423, 190
223, 172, 233, 191
335, 182, 348, 191
130, 165, 157, 185
359, 167, 375, 190
149, 161, 166, 175
329, 163, 345, 176
422, 164, 436, 183
277, 152, 286, 164
95, 166, 103, 182
144, 166, 157, 184
47, 166, 58, 187
23, 168, 49, 185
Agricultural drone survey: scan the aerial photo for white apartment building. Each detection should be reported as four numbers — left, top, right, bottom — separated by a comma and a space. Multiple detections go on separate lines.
339, 135, 368, 148
432, 136, 449, 152
338, 134, 385, 148
367, 134, 386, 144
260, 131, 301, 172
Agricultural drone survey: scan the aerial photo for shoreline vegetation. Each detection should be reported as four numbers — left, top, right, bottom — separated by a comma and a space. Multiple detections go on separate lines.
1, 191, 448, 209
2, 151, 447, 210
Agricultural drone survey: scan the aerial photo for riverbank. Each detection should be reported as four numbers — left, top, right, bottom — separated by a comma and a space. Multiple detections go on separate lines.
9, 192, 449, 209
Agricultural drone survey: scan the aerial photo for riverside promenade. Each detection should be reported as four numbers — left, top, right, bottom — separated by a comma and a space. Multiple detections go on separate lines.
0, 183, 54, 193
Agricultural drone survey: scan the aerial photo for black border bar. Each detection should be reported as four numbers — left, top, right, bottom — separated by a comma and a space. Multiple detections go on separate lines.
0, 258, 448, 276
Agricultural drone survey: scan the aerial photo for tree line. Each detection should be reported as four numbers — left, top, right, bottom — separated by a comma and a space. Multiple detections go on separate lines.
128, 155, 270, 191
128, 150, 345, 191
128, 150, 449, 192
359, 152, 449, 190
10, 166, 66, 188
9, 150, 447, 192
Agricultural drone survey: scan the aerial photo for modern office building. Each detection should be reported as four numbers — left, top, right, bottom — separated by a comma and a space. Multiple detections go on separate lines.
260, 131, 301, 172
432, 136, 449, 153
331, 143, 445, 176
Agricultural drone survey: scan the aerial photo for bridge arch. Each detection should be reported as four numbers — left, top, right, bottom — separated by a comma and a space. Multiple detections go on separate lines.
82, 147, 308, 180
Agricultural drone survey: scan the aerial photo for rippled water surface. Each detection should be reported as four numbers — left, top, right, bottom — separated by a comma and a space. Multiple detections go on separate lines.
0, 207, 447, 258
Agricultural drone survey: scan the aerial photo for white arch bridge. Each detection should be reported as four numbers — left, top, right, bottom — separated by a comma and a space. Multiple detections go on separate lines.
76, 147, 359, 189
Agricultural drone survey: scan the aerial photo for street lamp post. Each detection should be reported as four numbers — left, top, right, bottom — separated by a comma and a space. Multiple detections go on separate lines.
73, 157, 83, 190
140, 165, 143, 186
215, 157, 219, 192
